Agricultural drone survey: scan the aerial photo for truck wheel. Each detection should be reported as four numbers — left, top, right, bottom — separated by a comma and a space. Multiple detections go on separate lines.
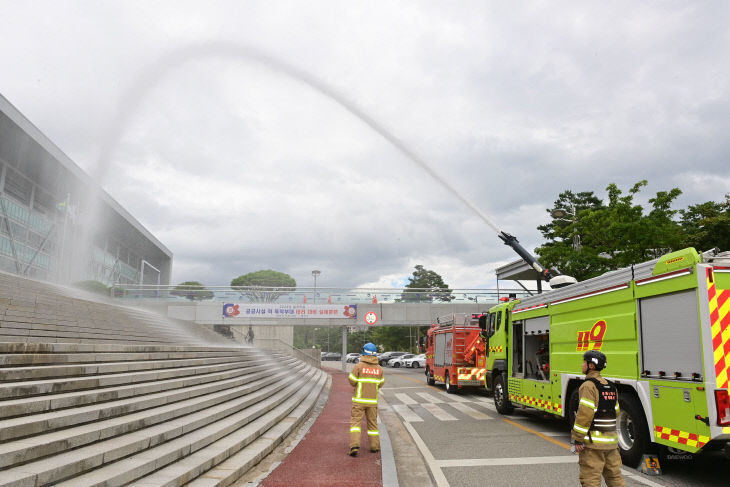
494, 373, 513, 414
617, 393, 650, 468
445, 374, 457, 394
426, 368, 435, 385
566, 387, 580, 428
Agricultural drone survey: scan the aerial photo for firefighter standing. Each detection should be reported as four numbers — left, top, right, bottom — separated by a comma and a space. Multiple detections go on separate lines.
348, 342, 385, 456
571, 350, 626, 487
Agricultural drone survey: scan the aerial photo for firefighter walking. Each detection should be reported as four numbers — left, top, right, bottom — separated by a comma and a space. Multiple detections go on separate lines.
571, 350, 626, 487
348, 342, 385, 456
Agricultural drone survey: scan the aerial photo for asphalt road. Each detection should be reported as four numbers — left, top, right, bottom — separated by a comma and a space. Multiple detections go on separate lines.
370, 362, 730, 487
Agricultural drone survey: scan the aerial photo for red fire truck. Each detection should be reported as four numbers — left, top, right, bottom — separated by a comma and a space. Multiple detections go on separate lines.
425, 313, 488, 393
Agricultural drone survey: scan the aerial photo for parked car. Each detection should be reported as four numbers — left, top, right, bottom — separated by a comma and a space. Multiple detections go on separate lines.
404, 354, 426, 368
389, 354, 415, 368
345, 352, 360, 363
378, 351, 407, 366
321, 352, 342, 361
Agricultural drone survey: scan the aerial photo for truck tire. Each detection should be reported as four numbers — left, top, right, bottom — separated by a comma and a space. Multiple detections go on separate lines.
426, 367, 435, 385
566, 387, 580, 428
445, 373, 457, 394
494, 373, 513, 414
617, 393, 650, 468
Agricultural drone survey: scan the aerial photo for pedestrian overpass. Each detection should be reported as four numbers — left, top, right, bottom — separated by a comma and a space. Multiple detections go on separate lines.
112, 285, 532, 369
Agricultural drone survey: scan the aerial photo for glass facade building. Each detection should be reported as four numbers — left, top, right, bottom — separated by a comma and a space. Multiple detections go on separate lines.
0, 94, 171, 286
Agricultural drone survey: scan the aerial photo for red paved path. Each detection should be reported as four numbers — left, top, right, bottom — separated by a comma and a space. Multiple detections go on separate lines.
261, 369, 382, 487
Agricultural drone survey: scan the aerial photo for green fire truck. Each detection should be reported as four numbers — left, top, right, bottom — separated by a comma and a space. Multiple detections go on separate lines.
479, 242, 730, 466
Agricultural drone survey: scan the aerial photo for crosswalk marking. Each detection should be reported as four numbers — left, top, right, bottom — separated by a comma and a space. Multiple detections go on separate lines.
472, 397, 497, 411
448, 402, 493, 420
395, 393, 418, 405
416, 392, 444, 403
392, 404, 423, 422
435, 391, 472, 403
391, 390, 502, 422
422, 403, 458, 421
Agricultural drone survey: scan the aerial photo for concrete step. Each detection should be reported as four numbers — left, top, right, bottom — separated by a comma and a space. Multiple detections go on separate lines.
0, 356, 294, 419
0, 362, 315, 487
0, 322, 190, 344
60, 367, 325, 487
0, 361, 305, 470
0, 342, 249, 355
135, 369, 327, 487
0, 348, 258, 367
0, 354, 273, 399
0, 271, 234, 346
0, 354, 260, 382
0, 358, 299, 442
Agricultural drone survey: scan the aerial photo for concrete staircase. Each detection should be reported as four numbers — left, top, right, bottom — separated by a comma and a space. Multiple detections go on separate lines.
0, 272, 230, 346
0, 272, 326, 486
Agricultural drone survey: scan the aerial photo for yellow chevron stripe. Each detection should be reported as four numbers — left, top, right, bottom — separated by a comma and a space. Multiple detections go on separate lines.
708, 277, 728, 389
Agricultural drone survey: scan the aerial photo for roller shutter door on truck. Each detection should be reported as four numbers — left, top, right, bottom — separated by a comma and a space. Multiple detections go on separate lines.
435, 333, 446, 367
638, 289, 702, 379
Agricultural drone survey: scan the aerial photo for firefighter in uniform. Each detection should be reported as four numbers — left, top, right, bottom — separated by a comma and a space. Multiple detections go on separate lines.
348, 342, 385, 456
572, 350, 626, 487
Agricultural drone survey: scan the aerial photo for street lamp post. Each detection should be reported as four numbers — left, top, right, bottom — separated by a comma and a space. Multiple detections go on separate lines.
311, 270, 321, 304
551, 205, 581, 251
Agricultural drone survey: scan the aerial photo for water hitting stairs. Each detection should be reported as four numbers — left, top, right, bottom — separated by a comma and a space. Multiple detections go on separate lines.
0, 272, 326, 486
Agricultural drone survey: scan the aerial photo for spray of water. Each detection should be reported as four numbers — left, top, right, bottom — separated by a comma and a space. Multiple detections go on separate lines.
91, 41, 502, 236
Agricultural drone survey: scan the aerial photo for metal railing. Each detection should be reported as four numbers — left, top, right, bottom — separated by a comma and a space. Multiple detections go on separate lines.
109, 285, 533, 304
254, 338, 321, 369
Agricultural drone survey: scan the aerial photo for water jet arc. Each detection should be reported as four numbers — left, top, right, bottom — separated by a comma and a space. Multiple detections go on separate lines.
94, 41, 501, 235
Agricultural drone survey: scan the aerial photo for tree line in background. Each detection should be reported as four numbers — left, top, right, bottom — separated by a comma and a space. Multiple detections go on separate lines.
168, 269, 297, 301
292, 325, 430, 354
536, 181, 730, 281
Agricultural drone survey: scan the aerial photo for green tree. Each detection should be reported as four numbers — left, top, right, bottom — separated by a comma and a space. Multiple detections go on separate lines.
400, 265, 452, 302
347, 329, 376, 353
536, 181, 683, 281
170, 281, 214, 301
536, 190, 607, 281
679, 194, 730, 252
372, 326, 429, 353
230, 270, 296, 302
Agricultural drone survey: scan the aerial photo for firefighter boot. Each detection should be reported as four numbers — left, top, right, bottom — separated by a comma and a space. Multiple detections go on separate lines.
349, 446, 359, 457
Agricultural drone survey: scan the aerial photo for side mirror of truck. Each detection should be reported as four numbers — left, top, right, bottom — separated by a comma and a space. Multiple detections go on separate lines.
478, 315, 487, 330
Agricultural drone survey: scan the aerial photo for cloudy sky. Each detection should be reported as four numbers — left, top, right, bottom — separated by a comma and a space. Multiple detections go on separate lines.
1, 1, 729, 290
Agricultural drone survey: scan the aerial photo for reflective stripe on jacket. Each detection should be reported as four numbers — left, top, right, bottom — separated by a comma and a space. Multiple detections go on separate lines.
348, 355, 385, 405
571, 370, 621, 450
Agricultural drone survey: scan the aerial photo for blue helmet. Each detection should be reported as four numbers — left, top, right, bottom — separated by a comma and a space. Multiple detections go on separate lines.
362, 343, 377, 355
